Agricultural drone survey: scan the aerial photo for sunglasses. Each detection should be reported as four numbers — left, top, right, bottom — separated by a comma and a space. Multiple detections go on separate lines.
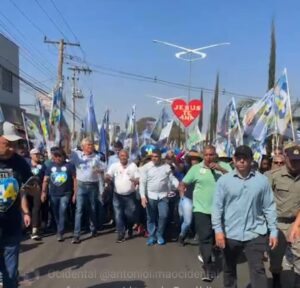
273, 161, 284, 165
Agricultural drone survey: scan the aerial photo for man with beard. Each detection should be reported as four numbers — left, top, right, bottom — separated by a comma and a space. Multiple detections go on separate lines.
0, 122, 31, 287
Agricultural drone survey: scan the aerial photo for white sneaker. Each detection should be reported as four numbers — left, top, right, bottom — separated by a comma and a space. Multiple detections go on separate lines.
197, 254, 204, 263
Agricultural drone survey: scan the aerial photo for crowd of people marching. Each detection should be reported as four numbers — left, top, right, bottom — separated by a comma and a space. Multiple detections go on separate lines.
0, 120, 299, 288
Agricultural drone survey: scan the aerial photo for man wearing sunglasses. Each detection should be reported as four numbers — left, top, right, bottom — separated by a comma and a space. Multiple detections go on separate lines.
272, 155, 286, 170
268, 143, 300, 288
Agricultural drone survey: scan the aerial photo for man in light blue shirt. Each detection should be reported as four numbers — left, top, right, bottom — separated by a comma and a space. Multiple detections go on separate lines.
70, 138, 106, 243
139, 149, 179, 246
107, 141, 123, 169
212, 145, 278, 288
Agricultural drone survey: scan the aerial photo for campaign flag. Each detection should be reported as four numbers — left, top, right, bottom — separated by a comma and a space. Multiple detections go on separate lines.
37, 98, 49, 142
50, 87, 62, 127
243, 90, 275, 142
159, 120, 174, 141
219, 97, 243, 152
22, 113, 44, 149
124, 105, 139, 157
273, 69, 292, 136
99, 110, 109, 156
187, 126, 204, 150
151, 107, 170, 142
84, 93, 99, 137
140, 119, 156, 146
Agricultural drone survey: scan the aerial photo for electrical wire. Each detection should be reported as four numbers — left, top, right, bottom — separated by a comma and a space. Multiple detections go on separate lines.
0, 11, 57, 74
0, 24, 56, 79
33, 0, 70, 41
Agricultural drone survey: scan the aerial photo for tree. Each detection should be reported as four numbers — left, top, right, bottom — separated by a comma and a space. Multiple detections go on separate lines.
198, 90, 204, 132
209, 98, 214, 144
209, 73, 219, 142
268, 19, 276, 90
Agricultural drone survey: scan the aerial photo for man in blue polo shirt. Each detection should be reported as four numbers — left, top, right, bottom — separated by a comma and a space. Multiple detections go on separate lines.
212, 145, 278, 288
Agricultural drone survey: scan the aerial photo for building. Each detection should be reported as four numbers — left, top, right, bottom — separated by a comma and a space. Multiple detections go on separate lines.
0, 33, 23, 127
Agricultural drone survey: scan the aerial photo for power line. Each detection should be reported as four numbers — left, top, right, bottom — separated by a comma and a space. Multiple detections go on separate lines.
0, 54, 52, 92
48, 0, 91, 91
0, 62, 82, 121
8, 0, 46, 36
33, 0, 70, 41
48, 0, 78, 42
0, 26, 56, 79
50, 0, 88, 60
90, 64, 260, 99
0, 11, 57, 74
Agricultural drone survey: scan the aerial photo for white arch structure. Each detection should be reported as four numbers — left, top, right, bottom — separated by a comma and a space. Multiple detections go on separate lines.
153, 40, 230, 62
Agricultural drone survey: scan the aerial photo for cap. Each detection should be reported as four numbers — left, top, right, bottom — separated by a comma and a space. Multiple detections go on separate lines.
234, 145, 253, 159
187, 151, 202, 159
284, 142, 300, 160
30, 148, 40, 155
0, 122, 22, 142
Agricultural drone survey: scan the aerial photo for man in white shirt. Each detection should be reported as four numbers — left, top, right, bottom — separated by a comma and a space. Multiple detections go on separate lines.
106, 150, 139, 243
139, 149, 179, 246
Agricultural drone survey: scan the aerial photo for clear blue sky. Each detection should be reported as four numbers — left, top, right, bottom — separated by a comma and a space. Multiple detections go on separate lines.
2, 0, 300, 131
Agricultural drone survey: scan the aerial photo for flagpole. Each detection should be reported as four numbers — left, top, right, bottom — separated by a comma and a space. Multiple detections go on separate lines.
285, 68, 296, 142
21, 112, 31, 151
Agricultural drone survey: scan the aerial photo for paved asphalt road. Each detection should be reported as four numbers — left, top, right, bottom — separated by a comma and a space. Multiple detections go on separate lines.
18, 229, 280, 288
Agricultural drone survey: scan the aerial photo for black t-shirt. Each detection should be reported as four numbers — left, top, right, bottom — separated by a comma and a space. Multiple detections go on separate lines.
0, 153, 32, 237
30, 162, 44, 181
45, 161, 76, 196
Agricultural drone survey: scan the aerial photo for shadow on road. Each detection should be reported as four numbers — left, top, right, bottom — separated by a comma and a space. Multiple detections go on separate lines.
20, 242, 43, 253
86, 280, 146, 288
21, 253, 112, 281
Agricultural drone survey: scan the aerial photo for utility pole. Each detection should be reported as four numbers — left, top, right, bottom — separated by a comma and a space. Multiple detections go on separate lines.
68, 66, 92, 140
44, 37, 80, 87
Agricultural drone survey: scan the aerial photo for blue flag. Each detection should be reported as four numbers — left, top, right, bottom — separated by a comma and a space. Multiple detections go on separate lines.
84, 93, 99, 136
99, 110, 109, 155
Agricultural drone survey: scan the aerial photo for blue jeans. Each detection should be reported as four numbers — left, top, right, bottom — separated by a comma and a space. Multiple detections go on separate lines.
113, 192, 137, 235
0, 236, 20, 288
74, 182, 98, 238
146, 197, 169, 239
178, 197, 193, 238
50, 194, 71, 235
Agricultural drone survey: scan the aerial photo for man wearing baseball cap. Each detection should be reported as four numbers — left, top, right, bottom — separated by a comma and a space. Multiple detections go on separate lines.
28, 148, 43, 240
212, 145, 278, 288
0, 122, 32, 287
268, 142, 300, 288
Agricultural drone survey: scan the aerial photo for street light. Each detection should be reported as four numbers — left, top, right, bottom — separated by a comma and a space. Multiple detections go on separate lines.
153, 39, 230, 140
153, 40, 230, 101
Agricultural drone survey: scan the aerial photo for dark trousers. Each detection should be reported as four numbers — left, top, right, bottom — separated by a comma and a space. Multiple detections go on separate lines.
223, 235, 268, 288
27, 191, 41, 228
194, 212, 214, 269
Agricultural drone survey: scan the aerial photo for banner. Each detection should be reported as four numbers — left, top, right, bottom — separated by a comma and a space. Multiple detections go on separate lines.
171, 99, 203, 127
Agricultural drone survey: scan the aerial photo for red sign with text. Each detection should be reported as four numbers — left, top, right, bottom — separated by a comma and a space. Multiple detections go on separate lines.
171, 99, 203, 127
